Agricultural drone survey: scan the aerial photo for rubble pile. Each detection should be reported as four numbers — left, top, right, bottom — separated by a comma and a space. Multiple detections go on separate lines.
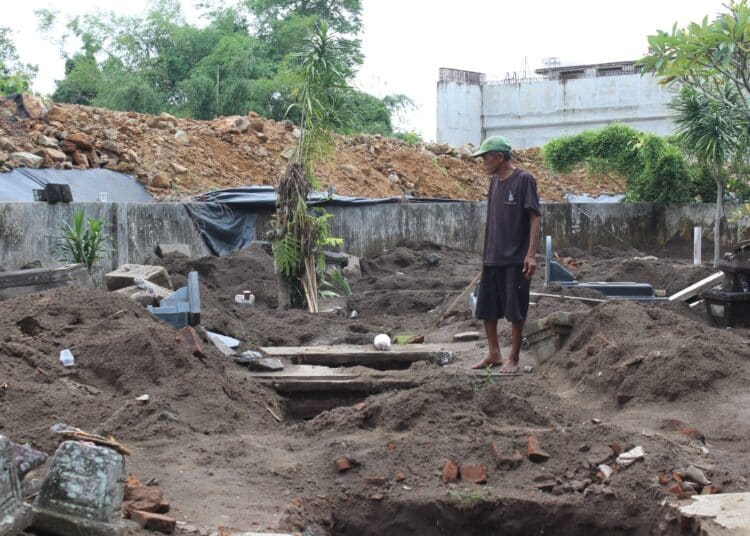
0, 95, 617, 202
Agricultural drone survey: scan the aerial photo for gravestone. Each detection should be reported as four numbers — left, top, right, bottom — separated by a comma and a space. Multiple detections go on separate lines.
0, 435, 33, 535
32, 441, 126, 536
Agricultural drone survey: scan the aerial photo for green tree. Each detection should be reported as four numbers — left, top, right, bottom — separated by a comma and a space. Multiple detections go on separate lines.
0, 27, 37, 95
273, 20, 348, 311
669, 85, 746, 265
640, 1, 750, 265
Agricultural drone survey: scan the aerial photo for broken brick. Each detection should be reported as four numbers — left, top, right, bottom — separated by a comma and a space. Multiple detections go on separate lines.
122, 474, 170, 517
180, 326, 205, 358
335, 457, 352, 472
527, 435, 550, 462
386, 441, 396, 452
668, 482, 683, 495
442, 460, 459, 484
460, 464, 487, 484
352, 402, 367, 411
702, 485, 722, 495
491, 443, 522, 468
395, 471, 406, 482
657, 471, 671, 486
130, 509, 176, 533
672, 472, 683, 483
608, 442, 624, 456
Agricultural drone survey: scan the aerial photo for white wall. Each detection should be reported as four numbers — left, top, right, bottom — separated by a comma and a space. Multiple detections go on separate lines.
436, 80, 482, 147
437, 73, 675, 149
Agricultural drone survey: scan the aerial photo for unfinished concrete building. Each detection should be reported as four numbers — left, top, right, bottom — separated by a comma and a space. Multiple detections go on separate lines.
436, 61, 674, 149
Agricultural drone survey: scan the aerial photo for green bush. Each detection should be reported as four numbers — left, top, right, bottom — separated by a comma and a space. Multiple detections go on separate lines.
393, 131, 423, 145
542, 124, 693, 205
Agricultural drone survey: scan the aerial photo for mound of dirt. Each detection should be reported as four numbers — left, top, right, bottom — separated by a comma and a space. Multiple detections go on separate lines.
0, 97, 618, 202
557, 301, 750, 405
0, 286, 279, 451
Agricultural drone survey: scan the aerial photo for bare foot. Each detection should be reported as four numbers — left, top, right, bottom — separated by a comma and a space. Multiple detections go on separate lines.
498, 360, 520, 375
471, 354, 502, 369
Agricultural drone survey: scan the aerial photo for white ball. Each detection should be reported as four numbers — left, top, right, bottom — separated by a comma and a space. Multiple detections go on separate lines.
373, 333, 391, 351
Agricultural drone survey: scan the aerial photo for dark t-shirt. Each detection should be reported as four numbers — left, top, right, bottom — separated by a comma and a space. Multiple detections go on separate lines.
482, 168, 540, 266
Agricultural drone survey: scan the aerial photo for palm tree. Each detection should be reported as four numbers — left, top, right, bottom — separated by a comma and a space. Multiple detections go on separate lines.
669, 85, 747, 266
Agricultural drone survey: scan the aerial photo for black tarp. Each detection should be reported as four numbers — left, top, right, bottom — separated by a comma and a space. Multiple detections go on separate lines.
192, 186, 465, 207
185, 186, 468, 256
0, 168, 152, 202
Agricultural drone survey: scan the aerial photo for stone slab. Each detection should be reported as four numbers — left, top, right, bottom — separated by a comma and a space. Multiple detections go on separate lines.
155, 243, 191, 258
105, 264, 172, 292
248, 358, 284, 372
678, 493, 750, 534
32, 441, 126, 536
0, 264, 93, 300
259, 343, 471, 367
0, 436, 33, 536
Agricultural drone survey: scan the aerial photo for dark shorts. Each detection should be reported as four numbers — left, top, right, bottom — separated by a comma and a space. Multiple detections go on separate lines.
475, 265, 531, 322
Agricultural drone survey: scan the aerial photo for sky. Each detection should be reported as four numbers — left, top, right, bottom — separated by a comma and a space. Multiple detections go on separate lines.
5, 0, 727, 141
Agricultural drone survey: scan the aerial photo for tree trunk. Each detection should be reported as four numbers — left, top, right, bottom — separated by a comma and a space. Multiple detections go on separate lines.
714, 181, 724, 268
276, 270, 292, 309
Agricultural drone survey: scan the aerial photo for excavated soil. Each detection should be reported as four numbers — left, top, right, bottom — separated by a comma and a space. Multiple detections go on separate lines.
1, 243, 749, 535
0, 98, 618, 202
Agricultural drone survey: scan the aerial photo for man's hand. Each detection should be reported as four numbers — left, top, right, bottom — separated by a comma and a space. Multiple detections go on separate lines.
523, 255, 537, 280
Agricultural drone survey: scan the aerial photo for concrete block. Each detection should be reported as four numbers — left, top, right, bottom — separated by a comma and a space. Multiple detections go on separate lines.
0, 264, 93, 300
155, 243, 191, 258
32, 441, 126, 536
114, 280, 173, 307
0, 436, 33, 535
105, 264, 172, 291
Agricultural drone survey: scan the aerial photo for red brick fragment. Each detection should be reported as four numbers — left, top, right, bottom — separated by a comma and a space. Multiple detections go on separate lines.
672, 472, 683, 483
657, 471, 671, 486
668, 482, 683, 494
122, 474, 170, 517
676, 428, 706, 442
395, 471, 406, 482
130, 510, 176, 533
386, 441, 396, 452
335, 457, 352, 472
702, 485, 722, 495
442, 460, 459, 484
180, 326, 205, 358
527, 435, 550, 462
291, 498, 303, 507
491, 443, 522, 468
353, 402, 366, 411
609, 442, 624, 456
460, 464, 487, 484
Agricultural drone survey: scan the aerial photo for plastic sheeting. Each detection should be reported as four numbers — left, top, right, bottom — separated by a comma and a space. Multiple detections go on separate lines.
184, 202, 257, 257
186, 186, 467, 256
0, 168, 152, 202
193, 186, 465, 207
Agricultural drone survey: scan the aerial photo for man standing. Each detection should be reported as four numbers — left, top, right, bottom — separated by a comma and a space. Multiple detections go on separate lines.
470, 136, 540, 374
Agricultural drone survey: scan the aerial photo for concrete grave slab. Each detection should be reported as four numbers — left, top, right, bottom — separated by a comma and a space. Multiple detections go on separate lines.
678, 493, 750, 534
0, 264, 93, 300
0, 436, 33, 536
105, 264, 172, 291
32, 441, 126, 536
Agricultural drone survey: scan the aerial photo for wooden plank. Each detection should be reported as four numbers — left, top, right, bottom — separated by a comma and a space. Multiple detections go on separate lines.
249, 364, 521, 393
530, 292, 606, 304
668, 272, 723, 302
259, 343, 465, 367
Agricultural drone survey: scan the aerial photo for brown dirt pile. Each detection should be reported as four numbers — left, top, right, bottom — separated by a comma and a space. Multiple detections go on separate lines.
0, 286, 279, 452
556, 301, 750, 405
0, 96, 616, 202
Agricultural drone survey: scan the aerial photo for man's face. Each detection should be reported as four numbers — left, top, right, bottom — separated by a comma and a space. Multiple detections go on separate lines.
481, 152, 504, 175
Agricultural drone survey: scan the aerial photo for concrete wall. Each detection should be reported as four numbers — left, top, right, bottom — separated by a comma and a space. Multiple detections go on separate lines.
436, 81, 483, 147
1, 202, 746, 272
0, 203, 211, 273
437, 72, 674, 149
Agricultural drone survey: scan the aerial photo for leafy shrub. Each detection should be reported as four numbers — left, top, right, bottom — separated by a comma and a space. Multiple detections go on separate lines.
57, 210, 111, 271
542, 124, 692, 205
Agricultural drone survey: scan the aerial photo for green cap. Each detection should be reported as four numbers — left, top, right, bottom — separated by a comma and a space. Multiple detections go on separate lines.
471, 135, 512, 157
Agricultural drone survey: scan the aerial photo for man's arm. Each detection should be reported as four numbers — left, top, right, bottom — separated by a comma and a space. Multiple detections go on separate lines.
523, 212, 541, 279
